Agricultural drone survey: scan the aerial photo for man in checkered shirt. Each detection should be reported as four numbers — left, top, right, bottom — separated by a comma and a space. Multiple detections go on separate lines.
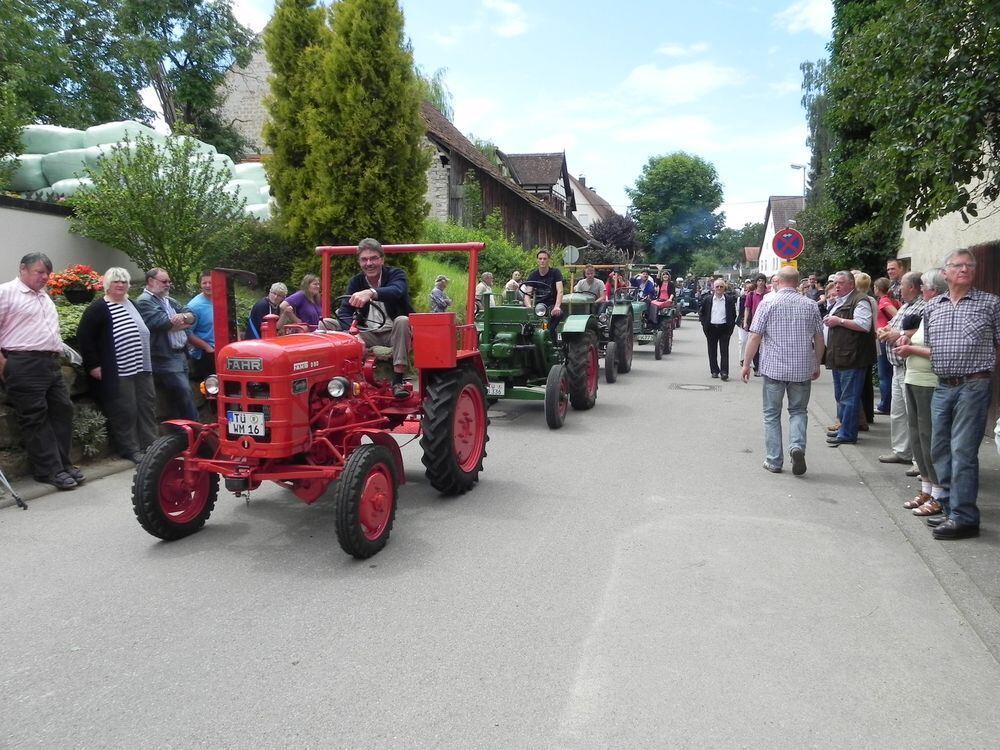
742, 266, 825, 475
907, 248, 1000, 540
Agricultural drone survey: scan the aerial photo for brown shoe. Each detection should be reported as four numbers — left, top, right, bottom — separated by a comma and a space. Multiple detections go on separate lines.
858, 423, 870, 431
878, 454, 908, 464
904, 492, 931, 509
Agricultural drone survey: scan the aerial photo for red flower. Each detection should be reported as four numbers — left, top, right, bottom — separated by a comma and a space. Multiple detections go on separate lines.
47, 264, 104, 297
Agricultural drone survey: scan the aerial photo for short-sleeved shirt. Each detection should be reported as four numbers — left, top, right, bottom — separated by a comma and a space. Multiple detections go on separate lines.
749, 288, 823, 382
923, 288, 1000, 377
876, 294, 897, 329
285, 290, 322, 327
575, 277, 605, 297
186, 292, 214, 359
526, 268, 563, 307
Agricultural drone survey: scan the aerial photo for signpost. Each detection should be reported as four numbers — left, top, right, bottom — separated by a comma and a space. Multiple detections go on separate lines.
772, 226, 805, 260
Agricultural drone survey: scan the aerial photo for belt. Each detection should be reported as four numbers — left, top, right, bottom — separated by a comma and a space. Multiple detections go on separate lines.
1, 349, 60, 358
172, 347, 187, 352
939, 371, 992, 386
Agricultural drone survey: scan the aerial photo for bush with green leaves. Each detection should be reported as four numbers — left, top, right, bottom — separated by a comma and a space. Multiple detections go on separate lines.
68, 133, 250, 295
203, 218, 302, 293
420, 210, 537, 282
72, 403, 108, 459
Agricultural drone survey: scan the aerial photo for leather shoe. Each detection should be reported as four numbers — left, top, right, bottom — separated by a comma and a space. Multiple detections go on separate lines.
931, 518, 979, 540
827, 437, 857, 446
826, 430, 840, 438
720, 373, 729, 381
926, 514, 950, 528
878, 454, 908, 464
711, 372, 719, 378
35, 471, 77, 491
905, 466, 920, 477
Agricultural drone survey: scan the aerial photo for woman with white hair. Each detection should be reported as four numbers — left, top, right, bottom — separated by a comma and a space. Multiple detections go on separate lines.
76, 267, 157, 463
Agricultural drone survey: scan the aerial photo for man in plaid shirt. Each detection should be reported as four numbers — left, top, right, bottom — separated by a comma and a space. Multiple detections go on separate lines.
906, 249, 1000, 540
742, 267, 825, 475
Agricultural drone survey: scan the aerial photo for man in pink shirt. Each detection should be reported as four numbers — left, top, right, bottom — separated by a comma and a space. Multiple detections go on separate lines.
0, 253, 82, 490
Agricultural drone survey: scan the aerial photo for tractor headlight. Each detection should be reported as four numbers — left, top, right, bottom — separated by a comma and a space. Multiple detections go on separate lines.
327, 376, 350, 398
534, 303, 548, 318
598, 311, 609, 324
202, 375, 220, 396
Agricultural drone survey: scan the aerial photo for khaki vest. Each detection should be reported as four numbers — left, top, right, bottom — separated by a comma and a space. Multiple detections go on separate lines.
826, 291, 877, 370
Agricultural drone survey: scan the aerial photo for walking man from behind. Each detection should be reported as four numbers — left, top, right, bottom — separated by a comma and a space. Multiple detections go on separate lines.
911, 249, 1000, 540
741, 267, 824, 475
0, 252, 83, 490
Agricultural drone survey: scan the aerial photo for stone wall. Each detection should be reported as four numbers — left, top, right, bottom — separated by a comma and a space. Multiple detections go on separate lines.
424, 138, 450, 221
218, 52, 272, 155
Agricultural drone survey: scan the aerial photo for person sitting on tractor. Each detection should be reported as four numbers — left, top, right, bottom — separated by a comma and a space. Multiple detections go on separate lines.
475, 272, 495, 308
648, 269, 676, 326
504, 270, 524, 303
605, 269, 628, 302
523, 249, 563, 342
330, 238, 415, 398
631, 270, 657, 326
574, 264, 605, 298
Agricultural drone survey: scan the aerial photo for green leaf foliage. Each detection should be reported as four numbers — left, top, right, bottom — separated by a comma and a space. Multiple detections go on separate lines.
202, 218, 303, 293
626, 152, 725, 275
67, 134, 250, 294
420, 210, 536, 284
0, 82, 26, 185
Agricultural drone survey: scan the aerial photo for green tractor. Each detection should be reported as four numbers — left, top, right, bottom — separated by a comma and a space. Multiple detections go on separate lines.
477, 282, 600, 429
617, 285, 675, 360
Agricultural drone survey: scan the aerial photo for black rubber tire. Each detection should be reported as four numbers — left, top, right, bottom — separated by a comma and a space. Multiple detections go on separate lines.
334, 444, 397, 559
604, 340, 618, 383
420, 368, 489, 495
612, 314, 633, 373
545, 364, 568, 429
663, 319, 673, 354
567, 331, 599, 410
654, 329, 665, 360
131, 431, 219, 541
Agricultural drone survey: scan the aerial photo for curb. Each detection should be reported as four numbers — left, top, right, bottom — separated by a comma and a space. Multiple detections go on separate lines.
0, 458, 134, 510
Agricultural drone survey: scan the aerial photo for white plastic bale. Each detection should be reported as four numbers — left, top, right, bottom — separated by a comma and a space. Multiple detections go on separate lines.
20, 124, 85, 154
223, 179, 260, 205
49, 177, 95, 196
233, 161, 268, 185
83, 120, 161, 148
172, 134, 217, 157
6, 154, 48, 191
244, 203, 271, 220
259, 184, 271, 199
40, 148, 92, 184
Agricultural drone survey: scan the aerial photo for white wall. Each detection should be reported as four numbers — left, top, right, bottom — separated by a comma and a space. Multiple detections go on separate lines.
0, 204, 141, 277
899, 201, 1000, 272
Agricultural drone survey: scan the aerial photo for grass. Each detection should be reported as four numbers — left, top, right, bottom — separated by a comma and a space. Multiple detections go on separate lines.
412, 256, 473, 323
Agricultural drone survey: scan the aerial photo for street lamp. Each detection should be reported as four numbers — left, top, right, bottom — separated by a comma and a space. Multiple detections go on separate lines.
790, 163, 806, 197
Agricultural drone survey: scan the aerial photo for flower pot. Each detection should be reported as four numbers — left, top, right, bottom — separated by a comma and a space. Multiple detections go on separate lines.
64, 287, 95, 305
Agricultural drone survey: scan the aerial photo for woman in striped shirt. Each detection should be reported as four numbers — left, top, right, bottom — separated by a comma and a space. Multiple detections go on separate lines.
77, 267, 158, 463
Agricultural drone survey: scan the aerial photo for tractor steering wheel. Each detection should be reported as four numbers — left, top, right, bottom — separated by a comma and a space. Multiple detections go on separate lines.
519, 280, 552, 299
332, 294, 388, 330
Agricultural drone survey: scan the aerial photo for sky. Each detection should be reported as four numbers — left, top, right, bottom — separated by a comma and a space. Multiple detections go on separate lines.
227, 0, 832, 229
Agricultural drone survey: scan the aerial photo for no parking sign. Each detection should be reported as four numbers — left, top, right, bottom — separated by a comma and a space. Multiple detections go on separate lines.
772, 226, 805, 260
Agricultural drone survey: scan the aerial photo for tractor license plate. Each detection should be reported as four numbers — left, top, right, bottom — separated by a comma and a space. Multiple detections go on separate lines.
486, 382, 505, 396
635, 334, 654, 342
227, 410, 265, 436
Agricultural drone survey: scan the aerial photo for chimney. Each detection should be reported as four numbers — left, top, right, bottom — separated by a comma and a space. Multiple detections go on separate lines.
578, 174, 586, 188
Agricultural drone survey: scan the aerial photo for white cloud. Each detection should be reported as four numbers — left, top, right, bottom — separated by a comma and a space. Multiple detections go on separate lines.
483, 0, 527, 37
231, 0, 271, 34
774, 0, 833, 36
720, 199, 769, 229
769, 78, 801, 95
656, 42, 710, 57
622, 62, 746, 105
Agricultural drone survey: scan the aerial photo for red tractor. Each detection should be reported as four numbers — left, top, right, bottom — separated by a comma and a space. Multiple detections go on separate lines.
131, 243, 490, 558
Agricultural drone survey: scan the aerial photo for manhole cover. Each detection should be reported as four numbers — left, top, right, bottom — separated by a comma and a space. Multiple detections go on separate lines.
669, 383, 721, 392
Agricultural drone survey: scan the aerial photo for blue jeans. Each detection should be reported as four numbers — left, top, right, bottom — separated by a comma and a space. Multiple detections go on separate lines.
762, 376, 811, 468
877, 343, 893, 412
831, 368, 865, 441
930, 378, 992, 526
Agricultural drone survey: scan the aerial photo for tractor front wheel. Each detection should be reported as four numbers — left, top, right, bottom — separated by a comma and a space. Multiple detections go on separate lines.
567, 331, 599, 410
612, 315, 633, 373
604, 340, 618, 383
654, 329, 665, 360
334, 444, 397, 559
421, 368, 489, 495
663, 319, 674, 354
545, 364, 569, 429
131, 431, 219, 541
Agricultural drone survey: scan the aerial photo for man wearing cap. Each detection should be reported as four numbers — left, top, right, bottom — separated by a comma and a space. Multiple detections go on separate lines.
0, 252, 84, 490
430, 275, 452, 313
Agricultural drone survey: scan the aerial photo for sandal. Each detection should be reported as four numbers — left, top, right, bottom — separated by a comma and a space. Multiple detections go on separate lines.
913, 499, 942, 516
904, 492, 931, 509
827, 422, 841, 432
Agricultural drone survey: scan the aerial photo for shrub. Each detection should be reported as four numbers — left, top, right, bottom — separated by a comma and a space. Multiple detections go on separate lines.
72, 403, 108, 458
420, 210, 536, 282
203, 219, 301, 293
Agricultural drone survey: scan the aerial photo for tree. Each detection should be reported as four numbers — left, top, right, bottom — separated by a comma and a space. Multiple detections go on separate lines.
626, 152, 725, 274
588, 213, 639, 257
275, 0, 430, 286
415, 66, 453, 121
704, 222, 764, 269
68, 134, 250, 293
119, 0, 257, 159
0, 82, 27, 184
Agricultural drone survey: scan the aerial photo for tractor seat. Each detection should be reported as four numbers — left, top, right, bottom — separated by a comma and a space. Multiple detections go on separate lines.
370, 345, 393, 362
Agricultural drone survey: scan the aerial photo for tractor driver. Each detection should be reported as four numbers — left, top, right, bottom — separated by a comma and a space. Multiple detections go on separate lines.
523, 249, 564, 341
331, 238, 414, 398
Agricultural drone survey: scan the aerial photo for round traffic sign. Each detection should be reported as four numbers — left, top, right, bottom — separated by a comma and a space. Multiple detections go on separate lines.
772, 227, 804, 260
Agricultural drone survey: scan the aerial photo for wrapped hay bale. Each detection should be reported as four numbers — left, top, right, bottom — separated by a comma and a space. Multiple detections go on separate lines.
244, 203, 271, 221
6, 154, 48, 192
41, 148, 93, 184
233, 162, 268, 185
222, 179, 259, 206
21, 124, 85, 154
49, 177, 95, 197
259, 184, 271, 200
83, 120, 162, 148
191, 152, 234, 178
173, 134, 216, 157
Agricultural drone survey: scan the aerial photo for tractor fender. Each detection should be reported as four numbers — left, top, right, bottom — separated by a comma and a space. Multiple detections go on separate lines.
559, 314, 594, 335
162, 419, 220, 455
351, 430, 406, 485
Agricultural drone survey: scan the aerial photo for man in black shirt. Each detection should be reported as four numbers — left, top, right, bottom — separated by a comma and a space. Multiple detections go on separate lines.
523, 249, 564, 341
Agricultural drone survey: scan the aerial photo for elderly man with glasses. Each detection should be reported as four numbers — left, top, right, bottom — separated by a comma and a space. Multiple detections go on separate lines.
135, 268, 199, 421
698, 278, 738, 380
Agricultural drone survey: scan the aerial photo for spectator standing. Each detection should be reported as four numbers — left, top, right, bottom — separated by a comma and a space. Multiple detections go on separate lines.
741, 266, 824, 474
823, 270, 876, 446
475, 272, 494, 307
186, 270, 215, 381
803, 273, 822, 301
698, 278, 737, 380
279, 274, 323, 329
135, 268, 199, 421
737, 279, 754, 366
246, 282, 287, 339
77, 267, 157, 463
873, 277, 899, 414
0, 252, 83, 490
744, 274, 768, 375
914, 249, 1000, 540
430, 274, 452, 313
886, 258, 904, 301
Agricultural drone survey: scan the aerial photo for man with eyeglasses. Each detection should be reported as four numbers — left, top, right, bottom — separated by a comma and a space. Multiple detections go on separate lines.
246, 282, 288, 339
135, 268, 199, 421
697, 277, 737, 380
904, 249, 1000, 540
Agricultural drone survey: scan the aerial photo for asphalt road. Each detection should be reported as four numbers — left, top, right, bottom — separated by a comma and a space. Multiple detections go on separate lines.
3, 320, 1000, 748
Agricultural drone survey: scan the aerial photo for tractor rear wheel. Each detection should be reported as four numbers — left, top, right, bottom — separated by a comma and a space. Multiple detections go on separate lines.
654, 329, 665, 360
604, 340, 618, 383
334, 444, 397, 559
544, 364, 568, 429
567, 331, 599, 410
421, 368, 489, 495
612, 315, 633, 373
132, 431, 218, 541
663, 320, 674, 354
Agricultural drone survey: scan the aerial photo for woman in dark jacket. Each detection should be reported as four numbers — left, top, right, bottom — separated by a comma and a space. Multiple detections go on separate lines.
76, 267, 157, 463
